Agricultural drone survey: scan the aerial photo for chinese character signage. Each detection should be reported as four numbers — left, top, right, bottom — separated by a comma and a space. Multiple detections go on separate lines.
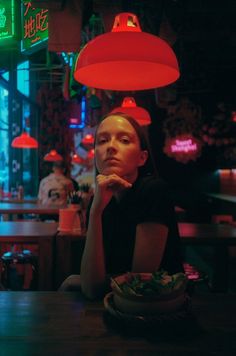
21, 1, 48, 53
0, 0, 15, 40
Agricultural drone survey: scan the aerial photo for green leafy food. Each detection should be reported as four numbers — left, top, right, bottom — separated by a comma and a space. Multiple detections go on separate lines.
113, 270, 187, 297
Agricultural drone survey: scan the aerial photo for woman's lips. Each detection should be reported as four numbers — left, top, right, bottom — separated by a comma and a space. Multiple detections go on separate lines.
105, 157, 119, 162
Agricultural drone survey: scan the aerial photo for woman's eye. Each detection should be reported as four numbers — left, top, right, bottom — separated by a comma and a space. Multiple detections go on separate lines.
97, 137, 107, 144
120, 137, 130, 144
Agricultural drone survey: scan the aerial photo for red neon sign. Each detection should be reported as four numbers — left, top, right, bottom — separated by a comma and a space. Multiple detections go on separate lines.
171, 138, 197, 153
164, 134, 203, 163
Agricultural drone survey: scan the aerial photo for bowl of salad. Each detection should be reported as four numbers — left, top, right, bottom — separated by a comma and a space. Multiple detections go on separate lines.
110, 270, 188, 315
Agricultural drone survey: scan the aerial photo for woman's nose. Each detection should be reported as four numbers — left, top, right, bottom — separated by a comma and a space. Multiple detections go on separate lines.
107, 138, 118, 151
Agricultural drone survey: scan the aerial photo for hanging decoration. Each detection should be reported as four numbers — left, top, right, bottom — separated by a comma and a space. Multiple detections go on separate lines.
200, 102, 236, 147
43, 150, 63, 162
72, 153, 84, 164
163, 97, 203, 163
74, 12, 179, 90
11, 132, 38, 149
87, 149, 95, 160
111, 97, 151, 126
164, 134, 203, 163
37, 85, 74, 179
81, 134, 95, 149
200, 101, 236, 168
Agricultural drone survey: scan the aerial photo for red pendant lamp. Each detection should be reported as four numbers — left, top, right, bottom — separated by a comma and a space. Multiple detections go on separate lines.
72, 153, 84, 164
74, 12, 180, 91
111, 97, 151, 126
43, 150, 63, 162
11, 132, 38, 149
81, 134, 95, 146
87, 149, 95, 160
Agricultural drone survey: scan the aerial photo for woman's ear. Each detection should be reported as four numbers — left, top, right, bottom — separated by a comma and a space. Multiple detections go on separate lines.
138, 150, 148, 167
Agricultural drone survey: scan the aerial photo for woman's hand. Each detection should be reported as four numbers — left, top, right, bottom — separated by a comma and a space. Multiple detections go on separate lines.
91, 174, 132, 213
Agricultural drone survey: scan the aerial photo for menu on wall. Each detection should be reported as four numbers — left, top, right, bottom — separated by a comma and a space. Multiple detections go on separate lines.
21, 1, 48, 53
0, 0, 15, 40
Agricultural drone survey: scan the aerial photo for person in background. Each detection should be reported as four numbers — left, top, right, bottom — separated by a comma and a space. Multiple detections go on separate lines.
64, 165, 80, 192
59, 113, 183, 298
38, 161, 73, 206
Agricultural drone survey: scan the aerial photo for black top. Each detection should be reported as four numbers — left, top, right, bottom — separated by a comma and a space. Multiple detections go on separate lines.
88, 175, 183, 275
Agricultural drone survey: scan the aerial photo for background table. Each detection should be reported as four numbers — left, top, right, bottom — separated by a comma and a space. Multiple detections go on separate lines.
0, 291, 235, 355
0, 221, 58, 290
0, 202, 63, 217
179, 222, 236, 292
206, 193, 236, 220
0, 197, 38, 203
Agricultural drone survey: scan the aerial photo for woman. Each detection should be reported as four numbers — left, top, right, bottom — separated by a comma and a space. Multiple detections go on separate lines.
59, 113, 183, 298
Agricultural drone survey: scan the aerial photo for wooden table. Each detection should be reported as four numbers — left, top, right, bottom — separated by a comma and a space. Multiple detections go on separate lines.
0, 291, 235, 354
0, 197, 38, 203
0, 202, 63, 216
0, 221, 58, 290
206, 193, 236, 219
179, 222, 236, 292
207, 193, 236, 204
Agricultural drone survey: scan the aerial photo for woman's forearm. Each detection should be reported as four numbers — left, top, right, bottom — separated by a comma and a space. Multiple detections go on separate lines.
80, 209, 106, 299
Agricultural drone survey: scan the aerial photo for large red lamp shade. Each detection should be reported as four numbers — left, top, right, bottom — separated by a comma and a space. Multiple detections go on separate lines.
111, 97, 151, 126
11, 132, 38, 149
43, 150, 63, 162
74, 12, 180, 91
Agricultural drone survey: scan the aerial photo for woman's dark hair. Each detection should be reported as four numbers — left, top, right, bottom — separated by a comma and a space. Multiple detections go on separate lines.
95, 112, 157, 177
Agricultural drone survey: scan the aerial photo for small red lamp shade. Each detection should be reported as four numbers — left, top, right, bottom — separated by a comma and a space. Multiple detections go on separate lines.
81, 134, 95, 146
11, 132, 38, 149
43, 150, 63, 162
87, 149, 95, 159
111, 97, 151, 126
74, 12, 180, 90
72, 153, 84, 164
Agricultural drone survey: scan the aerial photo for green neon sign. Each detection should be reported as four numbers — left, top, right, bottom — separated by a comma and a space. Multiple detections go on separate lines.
0, 0, 15, 40
21, 1, 48, 52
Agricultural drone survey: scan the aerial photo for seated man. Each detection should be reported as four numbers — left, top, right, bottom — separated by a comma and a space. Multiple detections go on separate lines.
38, 161, 73, 220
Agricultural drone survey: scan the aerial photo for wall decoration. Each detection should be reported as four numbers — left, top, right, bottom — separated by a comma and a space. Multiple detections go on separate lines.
164, 134, 203, 163
0, 0, 15, 40
37, 84, 74, 179
163, 97, 203, 163
21, 1, 48, 53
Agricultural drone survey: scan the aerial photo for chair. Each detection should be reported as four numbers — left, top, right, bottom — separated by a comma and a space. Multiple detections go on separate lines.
0, 250, 38, 291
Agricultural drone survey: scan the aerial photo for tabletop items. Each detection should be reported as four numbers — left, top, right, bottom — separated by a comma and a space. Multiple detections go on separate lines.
110, 271, 188, 314
59, 191, 85, 233
104, 270, 190, 328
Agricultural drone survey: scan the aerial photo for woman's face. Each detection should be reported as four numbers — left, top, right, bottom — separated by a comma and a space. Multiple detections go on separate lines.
95, 115, 148, 182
